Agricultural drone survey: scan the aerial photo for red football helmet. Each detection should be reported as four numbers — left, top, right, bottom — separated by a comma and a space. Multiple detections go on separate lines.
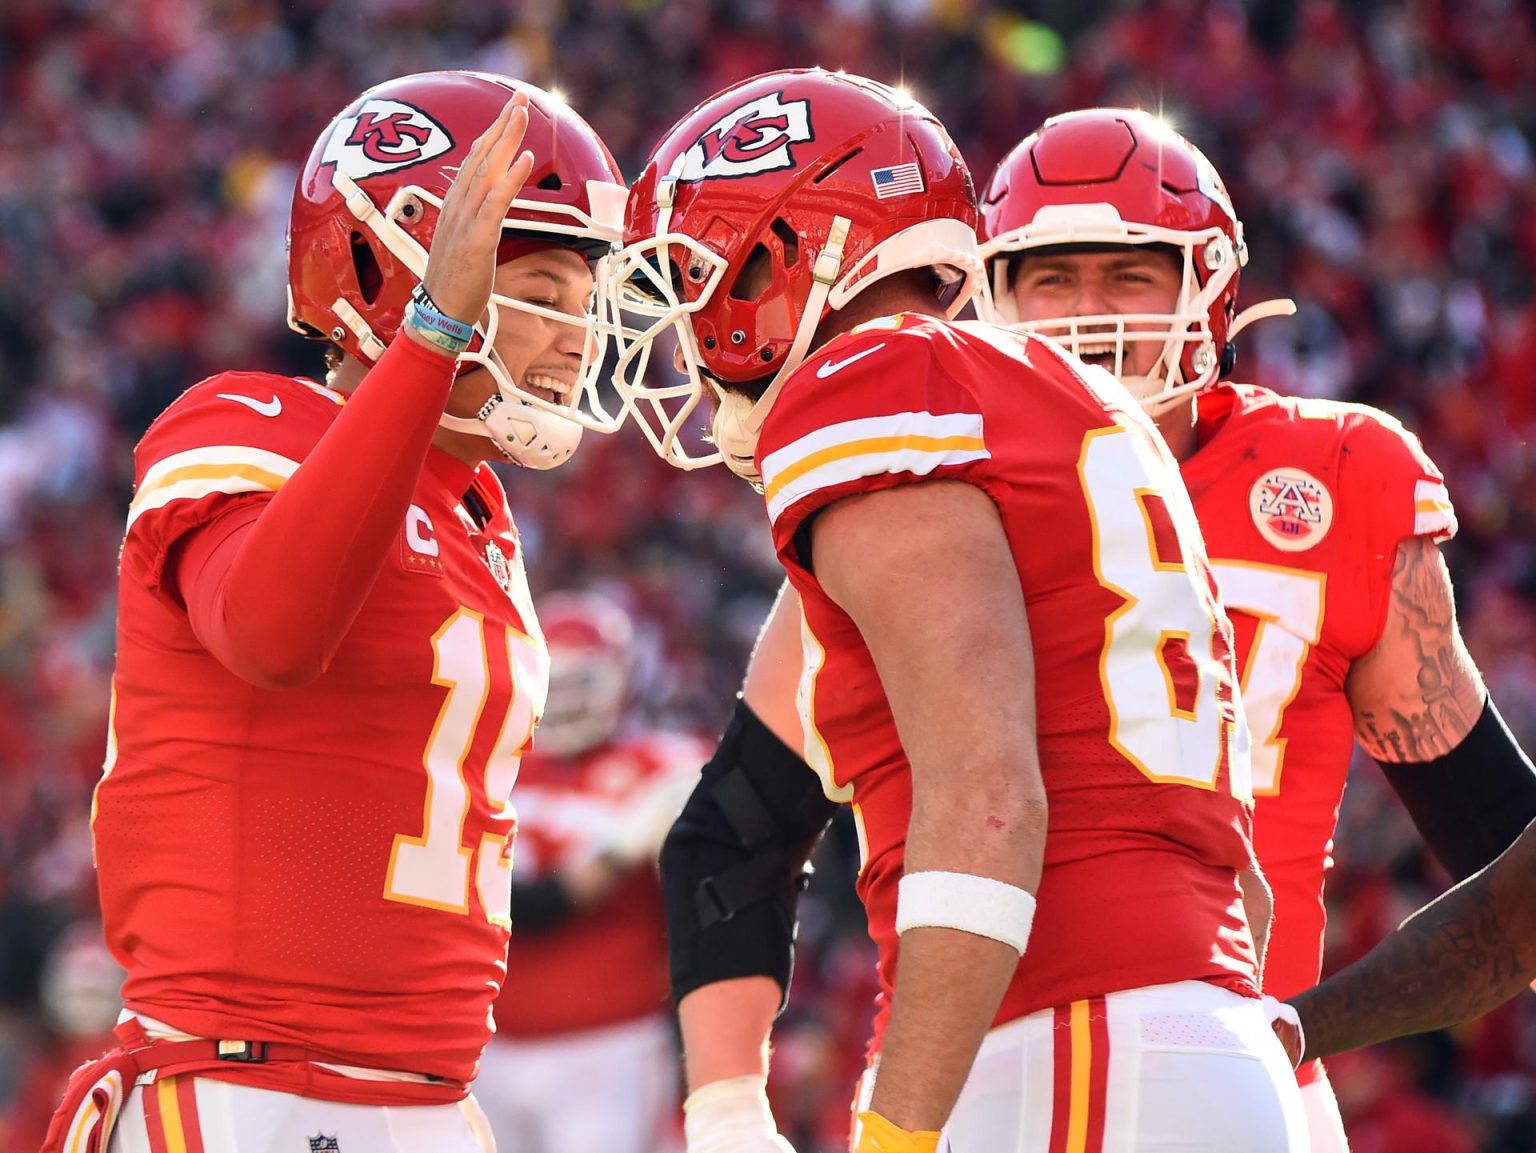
604, 68, 984, 479
977, 108, 1292, 413
287, 71, 629, 468
534, 591, 635, 758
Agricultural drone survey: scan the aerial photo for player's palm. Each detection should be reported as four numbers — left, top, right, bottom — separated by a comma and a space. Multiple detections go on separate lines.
421, 92, 535, 324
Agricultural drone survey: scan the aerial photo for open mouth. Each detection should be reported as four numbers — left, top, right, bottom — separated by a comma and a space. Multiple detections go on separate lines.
1073, 340, 1119, 372
521, 372, 575, 406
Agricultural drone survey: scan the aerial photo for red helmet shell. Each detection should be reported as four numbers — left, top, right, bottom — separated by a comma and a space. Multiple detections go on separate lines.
536, 592, 635, 758
287, 71, 623, 363
623, 68, 977, 384
979, 108, 1246, 390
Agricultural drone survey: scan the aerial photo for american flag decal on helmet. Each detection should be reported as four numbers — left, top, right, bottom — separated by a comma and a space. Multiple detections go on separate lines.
871, 162, 924, 199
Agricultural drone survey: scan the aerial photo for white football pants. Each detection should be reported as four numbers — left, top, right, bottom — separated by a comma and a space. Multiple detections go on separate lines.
1301, 1065, 1351, 1153
107, 1077, 494, 1153
859, 980, 1308, 1152
473, 1013, 680, 1153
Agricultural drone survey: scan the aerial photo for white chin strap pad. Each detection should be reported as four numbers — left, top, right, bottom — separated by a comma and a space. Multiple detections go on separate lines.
711, 387, 766, 485
439, 396, 583, 471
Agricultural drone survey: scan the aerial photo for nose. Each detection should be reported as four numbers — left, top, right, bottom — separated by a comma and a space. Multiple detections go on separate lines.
552, 312, 590, 360
1072, 275, 1110, 317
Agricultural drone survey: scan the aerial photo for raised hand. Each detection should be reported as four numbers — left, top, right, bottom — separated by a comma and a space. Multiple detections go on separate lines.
419, 92, 535, 327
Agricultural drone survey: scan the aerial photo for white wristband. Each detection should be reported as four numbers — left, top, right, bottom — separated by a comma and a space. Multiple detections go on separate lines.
895, 870, 1036, 954
682, 1074, 793, 1153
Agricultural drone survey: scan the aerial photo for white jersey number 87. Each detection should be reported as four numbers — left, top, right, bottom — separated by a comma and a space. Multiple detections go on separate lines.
1078, 424, 1253, 800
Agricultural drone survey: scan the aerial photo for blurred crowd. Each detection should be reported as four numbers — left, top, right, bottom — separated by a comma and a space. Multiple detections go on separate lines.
1, 0, 1533, 1149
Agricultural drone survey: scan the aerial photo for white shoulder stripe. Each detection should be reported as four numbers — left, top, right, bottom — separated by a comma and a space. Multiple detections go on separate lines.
1412, 477, 1458, 540
761, 410, 987, 524
297, 379, 346, 405
127, 446, 300, 530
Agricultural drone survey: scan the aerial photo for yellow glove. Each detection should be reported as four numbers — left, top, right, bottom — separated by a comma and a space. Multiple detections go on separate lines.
854, 1110, 941, 1153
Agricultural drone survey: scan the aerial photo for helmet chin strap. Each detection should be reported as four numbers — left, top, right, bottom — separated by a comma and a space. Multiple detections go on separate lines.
1128, 295, 1298, 416
711, 216, 853, 488
1228, 297, 1297, 340
438, 393, 583, 470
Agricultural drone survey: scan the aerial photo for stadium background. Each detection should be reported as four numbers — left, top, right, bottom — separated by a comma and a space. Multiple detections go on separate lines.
0, 0, 1533, 1149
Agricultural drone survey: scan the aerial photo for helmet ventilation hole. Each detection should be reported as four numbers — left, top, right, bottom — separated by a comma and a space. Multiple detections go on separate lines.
770, 218, 800, 266
350, 233, 383, 304
729, 244, 774, 301
537, 172, 564, 191
814, 148, 863, 183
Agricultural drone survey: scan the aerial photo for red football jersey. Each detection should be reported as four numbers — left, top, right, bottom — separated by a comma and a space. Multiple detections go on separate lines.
94, 371, 549, 1086
491, 732, 706, 1038
757, 315, 1260, 1048
1182, 384, 1457, 1013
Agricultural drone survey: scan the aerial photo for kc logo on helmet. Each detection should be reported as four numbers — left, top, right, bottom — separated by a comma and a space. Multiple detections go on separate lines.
322, 99, 453, 178
671, 93, 813, 182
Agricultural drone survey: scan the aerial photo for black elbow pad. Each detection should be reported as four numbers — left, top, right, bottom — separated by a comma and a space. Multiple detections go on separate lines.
1379, 697, 1536, 881
508, 876, 576, 933
660, 699, 837, 1013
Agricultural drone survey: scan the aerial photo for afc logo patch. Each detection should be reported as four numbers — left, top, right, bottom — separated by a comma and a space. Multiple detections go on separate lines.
1249, 467, 1334, 552
321, 98, 452, 179
307, 1136, 341, 1153
670, 92, 813, 182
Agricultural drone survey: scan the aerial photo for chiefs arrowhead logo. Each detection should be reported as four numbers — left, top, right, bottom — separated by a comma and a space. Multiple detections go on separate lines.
670, 93, 813, 182
322, 99, 453, 178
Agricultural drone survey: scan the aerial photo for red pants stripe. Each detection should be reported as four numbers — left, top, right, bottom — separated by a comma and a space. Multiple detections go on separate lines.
1047, 996, 1109, 1153
142, 1077, 206, 1153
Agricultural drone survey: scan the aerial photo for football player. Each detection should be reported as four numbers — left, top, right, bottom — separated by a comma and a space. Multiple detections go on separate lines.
475, 591, 702, 1153
976, 107, 1536, 1153
45, 72, 627, 1153
606, 68, 1306, 1152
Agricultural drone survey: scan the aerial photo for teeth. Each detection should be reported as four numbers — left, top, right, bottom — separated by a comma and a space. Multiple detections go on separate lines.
524, 374, 573, 395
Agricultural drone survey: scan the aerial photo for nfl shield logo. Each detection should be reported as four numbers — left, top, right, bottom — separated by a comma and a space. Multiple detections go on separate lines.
308, 1137, 341, 1152
483, 540, 514, 595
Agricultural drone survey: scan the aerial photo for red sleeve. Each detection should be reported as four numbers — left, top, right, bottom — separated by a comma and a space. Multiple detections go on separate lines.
756, 320, 995, 574
161, 334, 456, 688
1338, 404, 1458, 651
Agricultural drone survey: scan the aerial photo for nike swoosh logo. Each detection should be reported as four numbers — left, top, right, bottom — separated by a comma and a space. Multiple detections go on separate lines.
815, 342, 887, 379
217, 392, 282, 417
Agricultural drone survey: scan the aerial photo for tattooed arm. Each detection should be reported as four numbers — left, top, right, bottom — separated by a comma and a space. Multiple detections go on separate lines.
1290, 816, 1536, 1060
1347, 535, 1484, 763
1347, 535, 1536, 882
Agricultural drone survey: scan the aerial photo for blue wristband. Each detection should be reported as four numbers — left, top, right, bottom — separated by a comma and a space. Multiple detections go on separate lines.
408, 283, 475, 344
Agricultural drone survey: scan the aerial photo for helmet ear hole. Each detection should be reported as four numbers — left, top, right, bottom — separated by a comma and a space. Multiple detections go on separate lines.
727, 220, 800, 302
350, 233, 383, 305
729, 243, 775, 302
770, 217, 800, 267
1219, 341, 1238, 378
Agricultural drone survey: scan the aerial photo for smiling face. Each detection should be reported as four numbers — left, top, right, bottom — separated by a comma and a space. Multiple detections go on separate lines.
447, 246, 596, 419
1007, 246, 1183, 380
